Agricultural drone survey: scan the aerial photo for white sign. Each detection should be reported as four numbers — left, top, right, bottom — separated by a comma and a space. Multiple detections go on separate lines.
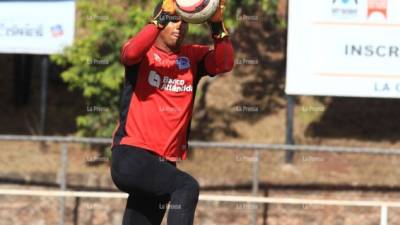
0, 0, 75, 55
286, 0, 400, 98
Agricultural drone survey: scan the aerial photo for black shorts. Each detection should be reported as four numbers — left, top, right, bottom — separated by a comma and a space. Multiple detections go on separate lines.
110, 144, 199, 225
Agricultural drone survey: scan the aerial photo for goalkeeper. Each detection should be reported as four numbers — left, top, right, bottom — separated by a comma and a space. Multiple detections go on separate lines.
110, 1, 234, 225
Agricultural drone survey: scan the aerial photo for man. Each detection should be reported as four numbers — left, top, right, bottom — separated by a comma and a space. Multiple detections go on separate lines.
110, 0, 234, 224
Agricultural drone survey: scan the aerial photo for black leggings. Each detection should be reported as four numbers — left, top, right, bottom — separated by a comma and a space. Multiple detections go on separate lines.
110, 145, 200, 225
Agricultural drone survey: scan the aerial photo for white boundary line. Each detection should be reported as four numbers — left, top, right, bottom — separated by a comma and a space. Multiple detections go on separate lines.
1, 189, 400, 208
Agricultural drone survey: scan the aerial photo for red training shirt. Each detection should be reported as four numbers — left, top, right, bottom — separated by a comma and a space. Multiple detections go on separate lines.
112, 24, 234, 161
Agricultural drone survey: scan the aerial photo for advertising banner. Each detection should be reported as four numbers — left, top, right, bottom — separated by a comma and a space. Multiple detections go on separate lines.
0, 0, 75, 54
286, 0, 400, 98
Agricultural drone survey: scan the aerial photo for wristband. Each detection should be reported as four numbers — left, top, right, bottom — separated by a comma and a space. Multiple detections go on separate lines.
210, 22, 229, 39
151, 10, 171, 29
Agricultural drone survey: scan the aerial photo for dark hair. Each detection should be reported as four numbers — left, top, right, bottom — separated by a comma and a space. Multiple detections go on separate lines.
153, 1, 163, 17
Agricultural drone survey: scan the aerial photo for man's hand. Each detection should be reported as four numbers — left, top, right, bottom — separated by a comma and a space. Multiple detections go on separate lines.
208, 0, 228, 40
162, 0, 176, 14
210, 0, 225, 22
151, 0, 177, 29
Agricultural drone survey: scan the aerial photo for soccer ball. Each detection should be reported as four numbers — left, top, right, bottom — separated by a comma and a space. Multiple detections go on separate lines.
175, 0, 220, 24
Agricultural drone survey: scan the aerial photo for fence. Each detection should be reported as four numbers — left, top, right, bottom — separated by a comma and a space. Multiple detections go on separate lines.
1, 135, 400, 225
0, 188, 398, 225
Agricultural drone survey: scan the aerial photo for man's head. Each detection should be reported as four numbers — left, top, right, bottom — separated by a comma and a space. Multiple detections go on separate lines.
154, 2, 188, 51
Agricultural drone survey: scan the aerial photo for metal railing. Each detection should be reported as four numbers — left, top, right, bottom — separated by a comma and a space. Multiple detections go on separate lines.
2, 135, 400, 155
1, 134, 400, 225
0, 189, 397, 225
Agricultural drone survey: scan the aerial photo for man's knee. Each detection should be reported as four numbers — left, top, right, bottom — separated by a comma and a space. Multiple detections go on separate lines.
175, 173, 200, 199
186, 177, 200, 197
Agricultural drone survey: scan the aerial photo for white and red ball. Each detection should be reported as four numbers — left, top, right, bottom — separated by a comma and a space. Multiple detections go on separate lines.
175, 0, 220, 24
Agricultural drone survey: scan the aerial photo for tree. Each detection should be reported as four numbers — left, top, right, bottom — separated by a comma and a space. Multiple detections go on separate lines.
51, 0, 280, 137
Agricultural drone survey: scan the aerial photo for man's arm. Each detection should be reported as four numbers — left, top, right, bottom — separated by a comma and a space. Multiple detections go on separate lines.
121, 0, 176, 65
204, 36, 234, 75
121, 25, 160, 66
203, 0, 234, 75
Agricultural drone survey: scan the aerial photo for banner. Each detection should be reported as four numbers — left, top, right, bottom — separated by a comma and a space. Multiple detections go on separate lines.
0, 0, 75, 55
286, 0, 400, 98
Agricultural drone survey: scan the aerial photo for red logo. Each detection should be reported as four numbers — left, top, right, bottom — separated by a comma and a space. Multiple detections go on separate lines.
50, 25, 64, 38
368, 0, 387, 18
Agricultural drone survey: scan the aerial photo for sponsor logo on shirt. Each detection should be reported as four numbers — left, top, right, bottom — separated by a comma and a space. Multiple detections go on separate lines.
154, 53, 162, 62
148, 70, 193, 93
148, 70, 162, 88
176, 56, 191, 70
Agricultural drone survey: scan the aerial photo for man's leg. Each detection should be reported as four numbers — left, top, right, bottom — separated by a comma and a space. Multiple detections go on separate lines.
167, 172, 199, 225
122, 193, 169, 225
111, 145, 200, 225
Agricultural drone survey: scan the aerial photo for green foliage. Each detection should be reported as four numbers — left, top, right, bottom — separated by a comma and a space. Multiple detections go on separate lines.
224, 0, 280, 27
52, 0, 154, 137
51, 0, 281, 138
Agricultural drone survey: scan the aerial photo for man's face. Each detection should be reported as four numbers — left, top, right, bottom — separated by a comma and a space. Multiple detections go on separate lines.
158, 17, 188, 50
